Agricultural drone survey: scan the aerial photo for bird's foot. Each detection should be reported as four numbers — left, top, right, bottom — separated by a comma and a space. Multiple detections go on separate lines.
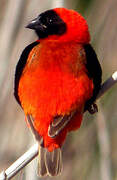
88, 103, 98, 114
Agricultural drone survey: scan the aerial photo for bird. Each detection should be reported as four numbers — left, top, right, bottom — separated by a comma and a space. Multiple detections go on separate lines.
14, 7, 102, 177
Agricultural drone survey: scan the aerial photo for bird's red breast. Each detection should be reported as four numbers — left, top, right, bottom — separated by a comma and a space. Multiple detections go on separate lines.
18, 41, 94, 151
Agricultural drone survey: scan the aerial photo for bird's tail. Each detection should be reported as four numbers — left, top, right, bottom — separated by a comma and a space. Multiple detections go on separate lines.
38, 145, 62, 177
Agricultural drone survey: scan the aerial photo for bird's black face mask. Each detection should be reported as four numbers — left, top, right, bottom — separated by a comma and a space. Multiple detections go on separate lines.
26, 10, 67, 39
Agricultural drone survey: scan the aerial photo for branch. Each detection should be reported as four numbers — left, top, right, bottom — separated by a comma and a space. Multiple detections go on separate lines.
0, 71, 117, 180
97, 71, 117, 99
0, 144, 38, 180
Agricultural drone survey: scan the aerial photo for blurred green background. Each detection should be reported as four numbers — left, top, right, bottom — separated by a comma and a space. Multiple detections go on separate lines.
0, 0, 117, 179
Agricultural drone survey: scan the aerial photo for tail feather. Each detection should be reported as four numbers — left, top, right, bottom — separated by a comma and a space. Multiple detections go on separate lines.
57, 148, 62, 174
38, 145, 62, 177
38, 145, 47, 176
46, 148, 62, 176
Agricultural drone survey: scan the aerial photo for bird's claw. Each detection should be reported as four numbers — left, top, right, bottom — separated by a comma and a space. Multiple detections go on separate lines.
88, 103, 98, 114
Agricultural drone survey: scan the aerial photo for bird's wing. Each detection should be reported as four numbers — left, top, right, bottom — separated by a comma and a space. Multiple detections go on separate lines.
48, 111, 76, 138
84, 44, 102, 113
27, 114, 43, 145
14, 41, 39, 105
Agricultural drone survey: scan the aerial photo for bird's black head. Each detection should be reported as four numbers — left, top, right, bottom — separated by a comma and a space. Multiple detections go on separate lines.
26, 9, 67, 39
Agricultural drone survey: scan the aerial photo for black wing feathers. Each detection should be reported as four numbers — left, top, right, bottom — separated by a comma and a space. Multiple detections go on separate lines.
14, 41, 39, 105
84, 44, 102, 111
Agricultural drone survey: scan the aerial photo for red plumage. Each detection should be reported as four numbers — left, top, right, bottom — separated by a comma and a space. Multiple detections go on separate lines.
14, 8, 102, 176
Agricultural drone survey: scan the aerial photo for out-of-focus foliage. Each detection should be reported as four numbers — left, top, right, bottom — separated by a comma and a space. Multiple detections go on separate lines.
0, 0, 117, 180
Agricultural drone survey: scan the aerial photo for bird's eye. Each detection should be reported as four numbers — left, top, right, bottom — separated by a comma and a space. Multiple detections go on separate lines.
46, 17, 53, 24
49, 19, 53, 23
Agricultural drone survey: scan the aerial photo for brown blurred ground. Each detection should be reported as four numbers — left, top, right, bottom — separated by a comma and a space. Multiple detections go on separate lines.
0, 0, 117, 179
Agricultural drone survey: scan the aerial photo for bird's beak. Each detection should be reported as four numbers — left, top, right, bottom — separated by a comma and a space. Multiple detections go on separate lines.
25, 16, 48, 38
26, 17, 40, 30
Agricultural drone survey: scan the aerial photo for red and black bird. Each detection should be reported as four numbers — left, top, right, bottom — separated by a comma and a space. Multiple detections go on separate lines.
14, 8, 102, 176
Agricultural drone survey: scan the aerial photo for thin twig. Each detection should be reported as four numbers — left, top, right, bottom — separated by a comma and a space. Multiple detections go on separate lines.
97, 71, 117, 99
0, 144, 38, 180
0, 71, 117, 180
